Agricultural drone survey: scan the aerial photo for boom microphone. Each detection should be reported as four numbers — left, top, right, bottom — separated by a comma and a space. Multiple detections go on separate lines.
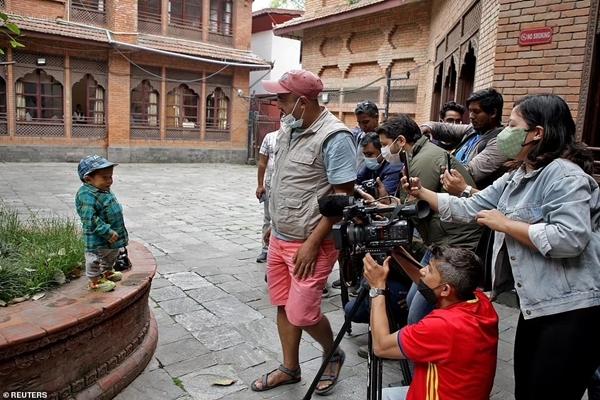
318, 195, 356, 217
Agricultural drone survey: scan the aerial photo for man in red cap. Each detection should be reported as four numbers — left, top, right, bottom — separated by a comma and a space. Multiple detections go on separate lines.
251, 70, 357, 395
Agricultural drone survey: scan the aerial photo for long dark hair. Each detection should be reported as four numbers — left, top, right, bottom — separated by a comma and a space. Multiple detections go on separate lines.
513, 94, 593, 174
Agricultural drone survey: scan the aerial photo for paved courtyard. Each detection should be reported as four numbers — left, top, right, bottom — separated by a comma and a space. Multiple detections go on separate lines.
0, 162, 518, 400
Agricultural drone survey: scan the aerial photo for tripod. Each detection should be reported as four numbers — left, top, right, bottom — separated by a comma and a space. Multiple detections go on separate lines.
302, 279, 412, 399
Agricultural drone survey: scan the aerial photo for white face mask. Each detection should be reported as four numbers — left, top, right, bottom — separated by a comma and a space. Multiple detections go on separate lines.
280, 97, 304, 130
381, 137, 402, 165
364, 157, 381, 170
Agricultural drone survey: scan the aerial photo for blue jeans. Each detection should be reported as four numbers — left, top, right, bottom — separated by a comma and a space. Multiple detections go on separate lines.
406, 250, 434, 325
343, 279, 409, 324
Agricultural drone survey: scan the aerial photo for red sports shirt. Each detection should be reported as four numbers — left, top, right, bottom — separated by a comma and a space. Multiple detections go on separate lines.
398, 290, 499, 400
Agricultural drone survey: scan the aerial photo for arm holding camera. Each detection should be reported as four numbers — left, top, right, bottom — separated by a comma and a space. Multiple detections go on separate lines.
363, 253, 407, 360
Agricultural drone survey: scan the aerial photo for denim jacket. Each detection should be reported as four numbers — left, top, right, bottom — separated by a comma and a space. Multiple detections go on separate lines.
438, 158, 600, 319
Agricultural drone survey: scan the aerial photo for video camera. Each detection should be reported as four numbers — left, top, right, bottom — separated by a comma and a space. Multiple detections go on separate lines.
319, 195, 430, 259
355, 178, 378, 198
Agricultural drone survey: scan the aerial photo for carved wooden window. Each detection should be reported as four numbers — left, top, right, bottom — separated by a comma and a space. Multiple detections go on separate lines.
73, 74, 105, 125
16, 69, 63, 121
206, 87, 229, 130
169, 0, 202, 27
209, 0, 232, 35
167, 84, 199, 128
131, 80, 159, 126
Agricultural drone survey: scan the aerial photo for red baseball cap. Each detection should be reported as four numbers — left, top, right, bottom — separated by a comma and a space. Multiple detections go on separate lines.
262, 70, 323, 100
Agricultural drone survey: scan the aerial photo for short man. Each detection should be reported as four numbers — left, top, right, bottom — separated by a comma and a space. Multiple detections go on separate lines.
255, 130, 277, 263
251, 70, 356, 395
422, 88, 505, 191
364, 246, 499, 400
353, 100, 380, 172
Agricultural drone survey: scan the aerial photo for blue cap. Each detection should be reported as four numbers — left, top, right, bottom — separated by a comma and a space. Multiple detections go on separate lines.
78, 155, 117, 182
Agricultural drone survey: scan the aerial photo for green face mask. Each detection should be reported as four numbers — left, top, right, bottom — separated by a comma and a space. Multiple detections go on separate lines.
497, 126, 529, 160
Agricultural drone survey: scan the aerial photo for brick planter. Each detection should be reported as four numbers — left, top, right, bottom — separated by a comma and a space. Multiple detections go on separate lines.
0, 241, 158, 399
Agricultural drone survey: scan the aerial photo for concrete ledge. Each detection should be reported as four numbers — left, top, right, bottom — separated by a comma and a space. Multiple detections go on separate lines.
0, 145, 248, 163
0, 241, 157, 399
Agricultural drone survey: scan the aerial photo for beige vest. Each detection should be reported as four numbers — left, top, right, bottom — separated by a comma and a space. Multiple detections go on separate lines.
269, 108, 350, 240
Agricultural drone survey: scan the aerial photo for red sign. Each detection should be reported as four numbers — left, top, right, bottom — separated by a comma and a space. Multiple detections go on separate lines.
519, 27, 553, 46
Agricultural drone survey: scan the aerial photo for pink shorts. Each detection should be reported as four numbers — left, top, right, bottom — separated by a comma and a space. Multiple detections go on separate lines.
267, 235, 338, 327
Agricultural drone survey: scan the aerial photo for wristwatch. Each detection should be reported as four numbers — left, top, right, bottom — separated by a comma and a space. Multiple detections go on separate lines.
369, 288, 386, 298
461, 185, 473, 198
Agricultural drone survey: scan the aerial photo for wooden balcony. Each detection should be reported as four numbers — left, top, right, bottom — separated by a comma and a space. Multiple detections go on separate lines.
138, 10, 162, 35
168, 15, 203, 42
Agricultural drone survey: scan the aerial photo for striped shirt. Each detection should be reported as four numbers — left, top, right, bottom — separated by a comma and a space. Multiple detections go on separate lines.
75, 183, 128, 251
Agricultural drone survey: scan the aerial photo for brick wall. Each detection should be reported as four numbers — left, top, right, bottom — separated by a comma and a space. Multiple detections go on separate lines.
493, 0, 591, 120
300, 1, 431, 122
233, 0, 252, 50
7, 0, 65, 19
474, 0, 500, 91
108, 0, 138, 34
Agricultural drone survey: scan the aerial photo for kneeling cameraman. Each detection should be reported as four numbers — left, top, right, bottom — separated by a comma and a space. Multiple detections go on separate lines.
364, 246, 499, 400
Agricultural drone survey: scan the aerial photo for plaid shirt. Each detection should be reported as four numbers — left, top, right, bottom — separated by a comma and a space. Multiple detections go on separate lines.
75, 183, 128, 251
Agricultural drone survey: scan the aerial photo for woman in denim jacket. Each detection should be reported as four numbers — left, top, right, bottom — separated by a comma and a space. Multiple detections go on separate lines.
403, 94, 600, 400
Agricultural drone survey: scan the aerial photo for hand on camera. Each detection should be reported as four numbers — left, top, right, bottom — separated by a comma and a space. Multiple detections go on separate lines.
440, 168, 467, 196
401, 176, 422, 197
355, 186, 377, 203
363, 253, 389, 288
256, 186, 266, 200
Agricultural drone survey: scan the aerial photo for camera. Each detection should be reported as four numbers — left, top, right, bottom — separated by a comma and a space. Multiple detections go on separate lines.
356, 178, 378, 198
319, 195, 430, 258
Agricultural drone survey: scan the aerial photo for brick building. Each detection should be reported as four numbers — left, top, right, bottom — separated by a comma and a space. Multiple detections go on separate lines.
274, 0, 600, 157
0, 0, 270, 162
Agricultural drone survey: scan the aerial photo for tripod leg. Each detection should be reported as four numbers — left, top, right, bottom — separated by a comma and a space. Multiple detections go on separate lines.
338, 251, 352, 334
302, 285, 369, 400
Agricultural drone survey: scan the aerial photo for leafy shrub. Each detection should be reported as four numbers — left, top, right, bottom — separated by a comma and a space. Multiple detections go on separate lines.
0, 205, 84, 304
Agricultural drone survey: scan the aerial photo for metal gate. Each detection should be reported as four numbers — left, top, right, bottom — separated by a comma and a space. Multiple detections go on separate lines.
247, 96, 280, 163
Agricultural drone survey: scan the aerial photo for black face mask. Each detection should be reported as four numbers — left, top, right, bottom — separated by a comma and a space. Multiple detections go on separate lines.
417, 279, 446, 306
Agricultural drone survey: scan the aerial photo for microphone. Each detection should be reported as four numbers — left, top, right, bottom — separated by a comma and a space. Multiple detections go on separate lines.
318, 195, 355, 217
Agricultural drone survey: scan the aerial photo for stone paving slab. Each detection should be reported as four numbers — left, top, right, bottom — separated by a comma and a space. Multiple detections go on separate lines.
0, 163, 521, 400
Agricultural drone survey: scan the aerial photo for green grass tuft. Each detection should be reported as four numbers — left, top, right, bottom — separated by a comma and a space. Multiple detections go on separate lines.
0, 204, 85, 303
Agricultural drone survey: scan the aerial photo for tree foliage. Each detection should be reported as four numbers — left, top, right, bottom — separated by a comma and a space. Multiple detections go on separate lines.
270, 0, 305, 10
0, 12, 24, 55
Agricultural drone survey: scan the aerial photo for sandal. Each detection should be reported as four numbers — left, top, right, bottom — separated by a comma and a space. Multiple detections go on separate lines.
250, 364, 301, 392
315, 349, 345, 396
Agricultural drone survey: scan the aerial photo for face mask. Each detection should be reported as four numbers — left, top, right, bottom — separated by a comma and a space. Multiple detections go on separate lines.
381, 138, 402, 165
497, 126, 533, 160
280, 98, 304, 130
417, 279, 446, 306
364, 157, 381, 170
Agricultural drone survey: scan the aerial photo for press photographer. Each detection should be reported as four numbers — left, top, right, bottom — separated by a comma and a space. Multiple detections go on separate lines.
364, 246, 499, 400
356, 132, 403, 202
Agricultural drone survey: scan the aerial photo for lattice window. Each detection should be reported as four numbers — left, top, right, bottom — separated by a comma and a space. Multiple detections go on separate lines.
463, 1, 482, 38
435, 40, 445, 64
70, 0, 106, 26
343, 88, 380, 104
167, 84, 199, 128
206, 87, 229, 130
72, 74, 105, 125
389, 87, 418, 103
14, 53, 64, 69
169, 0, 202, 27
16, 69, 63, 121
0, 0, 5, 9
138, 0, 162, 34
131, 80, 159, 127
209, 0, 232, 36
446, 23, 461, 52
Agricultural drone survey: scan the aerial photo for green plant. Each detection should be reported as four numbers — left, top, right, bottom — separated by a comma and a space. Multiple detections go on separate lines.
0, 204, 85, 304
172, 377, 185, 390
0, 12, 24, 55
